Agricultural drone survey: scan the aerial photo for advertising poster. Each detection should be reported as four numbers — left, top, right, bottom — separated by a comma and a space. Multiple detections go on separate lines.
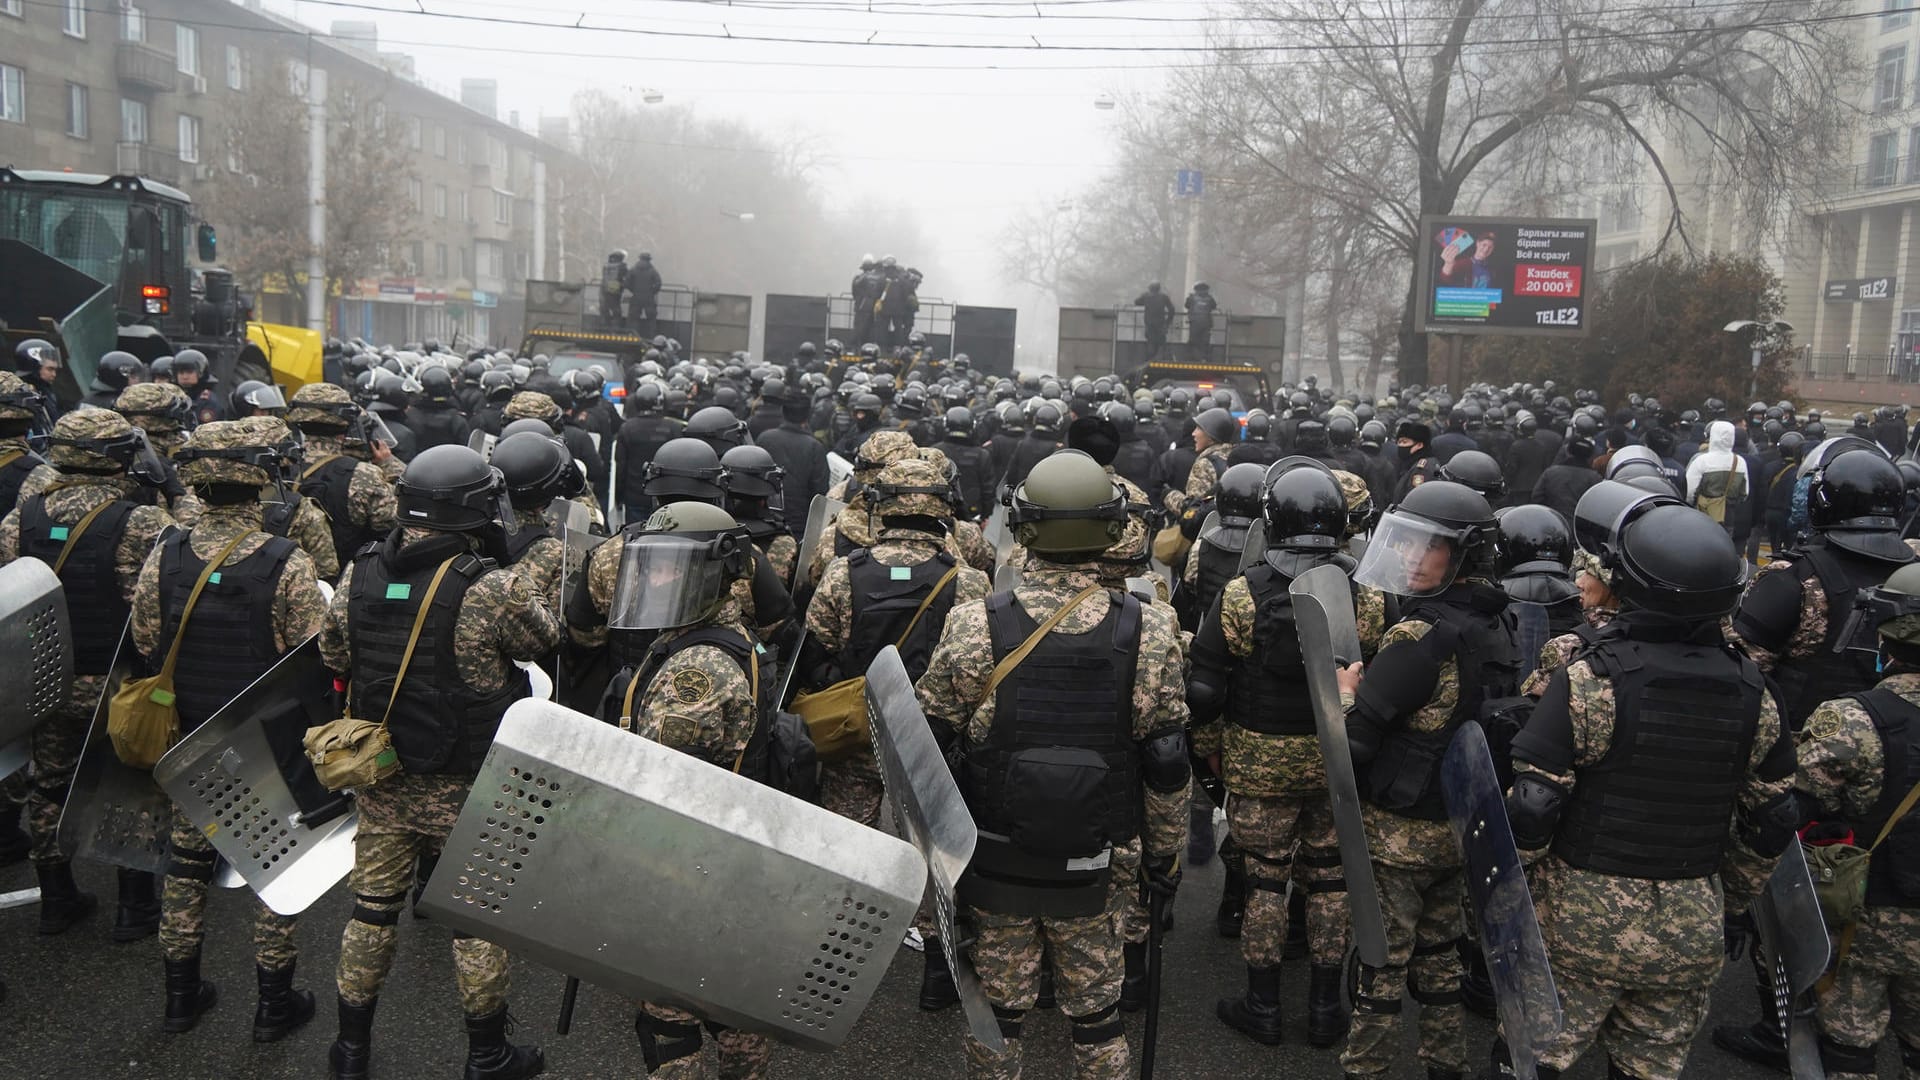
1414, 215, 1597, 338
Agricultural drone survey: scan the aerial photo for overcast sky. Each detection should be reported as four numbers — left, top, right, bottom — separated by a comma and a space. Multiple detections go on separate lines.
271, 0, 1219, 339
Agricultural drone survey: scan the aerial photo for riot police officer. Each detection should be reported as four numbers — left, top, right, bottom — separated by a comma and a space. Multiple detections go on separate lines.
0, 370, 50, 518
84, 351, 147, 411
1175, 461, 1264, 632
751, 387, 830, 540
492, 429, 586, 612
411, 366, 473, 452
600, 250, 630, 331
939, 407, 996, 521
719, 444, 797, 584
614, 382, 685, 525
319, 445, 557, 1080
286, 382, 399, 569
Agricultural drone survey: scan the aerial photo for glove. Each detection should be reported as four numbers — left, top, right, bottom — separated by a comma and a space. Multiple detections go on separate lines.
1723, 908, 1757, 962
1142, 852, 1182, 899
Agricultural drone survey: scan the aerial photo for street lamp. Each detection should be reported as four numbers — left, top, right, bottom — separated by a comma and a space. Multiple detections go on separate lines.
1093, 93, 1115, 110
719, 209, 755, 223
1725, 319, 1795, 400
643, 89, 665, 105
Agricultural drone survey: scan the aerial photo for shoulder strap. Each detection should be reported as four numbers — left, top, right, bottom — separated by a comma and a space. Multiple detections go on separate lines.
378, 557, 458, 727
1870, 776, 1920, 852
895, 564, 962, 649
50, 497, 122, 575
300, 454, 344, 482
0, 449, 23, 473
155, 530, 253, 682
982, 585, 1106, 701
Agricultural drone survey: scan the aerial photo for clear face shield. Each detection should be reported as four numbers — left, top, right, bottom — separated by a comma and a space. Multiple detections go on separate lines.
608, 531, 741, 630
347, 409, 398, 457
1352, 511, 1469, 597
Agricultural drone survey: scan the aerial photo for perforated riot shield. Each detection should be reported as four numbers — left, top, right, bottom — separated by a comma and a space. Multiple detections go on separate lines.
1287, 564, 1388, 967
417, 699, 924, 1051
863, 646, 1004, 1053
0, 557, 74, 764
791, 495, 845, 600
468, 429, 497, 461
826, 451, 853, 490
152, 638, 357, 915
1755, 841, 1830, 1080
60, 623, 171, 873
1442, 721, 1562, 1080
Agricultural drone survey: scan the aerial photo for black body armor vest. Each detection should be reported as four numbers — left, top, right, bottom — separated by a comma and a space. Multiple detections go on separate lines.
1776, 542, 1910, 727
20, 494, 136, 675
0, 448, 39, 519
1847, 687, 1920, 907
1226, 564, 1319, 737
300, 455, 383, 565
844, 550, 957, 682
158, 530, 296, 730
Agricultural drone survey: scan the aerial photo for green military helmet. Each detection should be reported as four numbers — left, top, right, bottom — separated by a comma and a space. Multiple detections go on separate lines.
175, 417, 280, 490
1872, 562, 1920, 645
611, 501, 753, 630
0, 370, 45, 424
1009, 449, 1127, 558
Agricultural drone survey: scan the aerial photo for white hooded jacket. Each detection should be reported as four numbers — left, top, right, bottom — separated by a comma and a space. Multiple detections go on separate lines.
1684, 420, 1749, 502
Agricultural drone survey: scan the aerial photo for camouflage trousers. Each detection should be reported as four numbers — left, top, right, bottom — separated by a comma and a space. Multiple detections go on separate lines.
1535, 969, 1709, 1080
964, 904, 1129, 1080
158, 807, 299, 969
336, 774, 508, 1017
1816, 905, 1920, 1080
1109, 841, 1147, 946
27, 691, 97, 863
1226, 793, 1345, 968
638, 1002, 771, 1080
1339, 860, 1466, 1078
820, 756, 885, 830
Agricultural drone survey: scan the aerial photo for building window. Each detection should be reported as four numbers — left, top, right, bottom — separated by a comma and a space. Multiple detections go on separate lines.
459, 247, 470, 279
0, 65, 21, 125
408, 177, 422, 213
63, 0, 85, 39
1889, 0, 1912, 31
121, 4, 142, 41
488, 137, 507, 171
120, 97, 147, 143
1879, 47, 1907, 110
434, 243, 447, 277
409, 241, 424, 274
432, 125, 445, 157
433, 184, 447, 219
456, 136, 467, 165
493, 191, 512, 225
176, 25, 199, 76
407, 116, 421, 150
457, 190, 469, 222
177, 114, 199, 163
0, 0, 20, 19
372, 101, 386, 132
226, 45, 243, 91
1870, 131, 1900, 186
65, 83, 87, 138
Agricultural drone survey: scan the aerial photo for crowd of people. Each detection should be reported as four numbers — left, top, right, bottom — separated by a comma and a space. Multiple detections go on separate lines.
1, 325, 1918, 1080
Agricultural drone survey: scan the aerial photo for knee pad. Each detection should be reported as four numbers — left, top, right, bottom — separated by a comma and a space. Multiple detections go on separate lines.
637, 1013, 702, 1071
991, 1003, 1025, 1041
166, 845, 217, 883
31, 780, 69, 808
1408, 970, 1463, 1007
1819, 1033, 1879, 1075
350, 890, 408, 927
1243, 851, 1292, 895
1306, 877, 1348, 895
1069, 1002, 1123, 1046
1353, 964, 1405, 1016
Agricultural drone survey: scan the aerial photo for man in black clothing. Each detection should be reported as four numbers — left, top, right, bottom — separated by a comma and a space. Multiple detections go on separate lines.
756, 393, 833, 538
629, 252, 664, 337
1135, 282, 1177, 363
1531, 434, 1602, 525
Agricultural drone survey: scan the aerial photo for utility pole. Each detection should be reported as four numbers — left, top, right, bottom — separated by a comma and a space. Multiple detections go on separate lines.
305, 66, 328, 333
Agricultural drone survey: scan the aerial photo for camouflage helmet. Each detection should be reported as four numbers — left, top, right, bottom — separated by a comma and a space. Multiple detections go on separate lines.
48, 408, 142, 473
1871, 562, 1920, 646
504, 391, 563, 430
1332, 469, 1375, 537
176, 417, 287, 489
854, 429, 918, 478
1572, 546, 1611, 589
1010, 449, 1127, 557
0, 370, 44, 423
288, 381, 357, 429
870, 456, 953, 524
115, 381, 193, 431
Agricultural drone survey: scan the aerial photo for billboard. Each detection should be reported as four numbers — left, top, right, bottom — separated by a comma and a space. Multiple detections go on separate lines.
1413, 215, 1596, 338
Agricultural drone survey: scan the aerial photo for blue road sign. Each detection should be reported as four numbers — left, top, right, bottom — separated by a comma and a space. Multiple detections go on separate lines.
1175, 169, 1204, 198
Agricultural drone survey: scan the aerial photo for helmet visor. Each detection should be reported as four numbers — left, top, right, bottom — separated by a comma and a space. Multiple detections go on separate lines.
609, 533, 731, 630
1352, 510, 1467, 597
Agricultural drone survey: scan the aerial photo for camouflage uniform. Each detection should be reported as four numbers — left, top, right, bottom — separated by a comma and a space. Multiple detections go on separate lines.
266, 484, 341, 579
131, 479, 326, 971
760, 531, 798, 588
807, 431, 921, 587
1731, 539, 1920, 673
0, 412, 173, 866
1164, 441, 1231, 516
1189, 575, 1385, 974
510, 505, 568, 615
505, 392, 605, 526
626, 596, 772, 1080
917, 561, 1189, 1080
115, 381, 202, 523
0, 373, 44, 836
318, 529, 560, 1018
1518, 654, 1792, 1079
288, 385, 402, 562
1793, 675, 1920, 1080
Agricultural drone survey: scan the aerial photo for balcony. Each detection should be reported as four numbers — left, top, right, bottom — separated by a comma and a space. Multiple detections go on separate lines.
115, 41, 178, 94
115, 142, 180, 185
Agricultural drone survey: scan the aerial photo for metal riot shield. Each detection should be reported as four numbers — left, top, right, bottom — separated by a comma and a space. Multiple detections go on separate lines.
60, 623, 172, 873
1442, 721, 1562, 1080
790, 495, 845, 600
826, 450, 853, 491
152, 638, 357, 915
545, 496, 599, 566
1238, 519, 1267, 573
0, 557, 74, 750
417, 699, 924, 1051
1287, 564, 1389, 967
993, 564, 1023, 592
862, 646, 1004, 1053
1755, 841, 1830, 1080
467, 429, 498, 461
981, 502, 1013, 565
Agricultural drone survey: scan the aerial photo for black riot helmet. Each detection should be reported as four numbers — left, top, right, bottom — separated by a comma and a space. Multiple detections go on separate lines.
643, 437, 725, 503
1215, 462, 1267, 523
1327, 414, 1357, 448
1437, 449, 1505, 498
493, 430, 583, 510
417, 364, 457, 405
1103, 402, 1137, 440
92, 350, 146, 394
1031, 402, 1063, 437
1494, 504, 1579, 604
1776, 430, 1806, 462
1578, 481, 1746, 618
1294, 419, 1328, 453
1602, 444, 1673, 491
1261, 466, 1346, 553
1354, 480, 1497, 597
1809, 450, 1911, 561
1242, 408, 1272, 442
718, 443, 785, 500
944, 406, 974, 438
395, 445, 508, 532
480, 368, 516, 402
686, 405, 748, 452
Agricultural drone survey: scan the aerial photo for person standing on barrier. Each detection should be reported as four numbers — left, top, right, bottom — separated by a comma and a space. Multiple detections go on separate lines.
132, 417, 327, 1039
319, 445, 557, 1080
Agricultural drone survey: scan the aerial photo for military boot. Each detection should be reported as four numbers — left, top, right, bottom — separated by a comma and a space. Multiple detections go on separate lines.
1215, 862, 1246, 939
1216, 964, 1283, 1045
0, 801, 28, 866
1119, 941, 1148, 1012
112, 868, 161, 943
1488, 1037, 1562, 1079
1283, 886, 1308, 960
329, 997, 377, 1080
461, 1006, 545, 1080
162, 955, 219, 1033
918, 943, 959, 1011
1306, 963, 1350, 1048
1710, 952, 1788, 1073
35, 858, 97, 935
253, 963, 316, 1042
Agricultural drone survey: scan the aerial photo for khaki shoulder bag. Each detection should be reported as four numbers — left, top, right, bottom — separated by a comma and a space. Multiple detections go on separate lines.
304, 558, 456, 791
108, 530, 250, 769
793, 563, 964, 762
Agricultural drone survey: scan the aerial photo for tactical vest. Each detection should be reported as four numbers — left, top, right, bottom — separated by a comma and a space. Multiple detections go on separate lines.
300, 455, 383, 564
965, 590, 1142, 856
0, 448, 38, 519
1552, 632, 1762, 879
19, 494, 137, 675
1192, 536, 1241, 619
261, 490, 303, 541
1226, 564, 1319, 737
158, 530, 296, 730
503, 520, 553, 565
345, 544, 529, 776
844, 550, 957, 682
1846, 688, 1920, 907
1361, 587, 1517, 821
617, 625, 765, 768
1776, 542, 1909, 726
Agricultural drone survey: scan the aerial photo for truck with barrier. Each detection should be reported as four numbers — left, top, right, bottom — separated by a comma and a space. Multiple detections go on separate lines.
762, 292, 1018, 377
520, 278, 754, 397
1058, 303, 1287, 413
